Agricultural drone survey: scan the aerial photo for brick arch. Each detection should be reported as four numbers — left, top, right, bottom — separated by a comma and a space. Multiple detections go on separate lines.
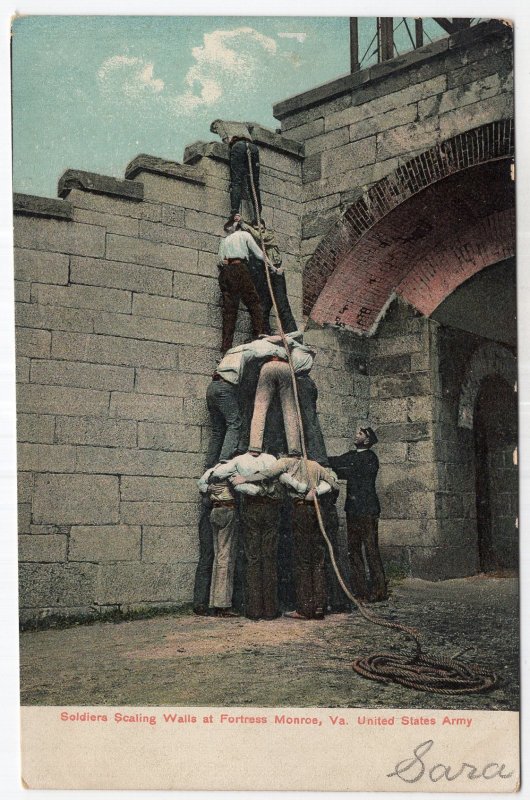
305, 119, 515, 332
458, 342, 517, 429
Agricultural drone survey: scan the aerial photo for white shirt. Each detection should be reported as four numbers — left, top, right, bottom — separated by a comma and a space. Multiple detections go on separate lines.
218, 230, 264, 264
216, 339, 286, 385
211, 453, 278, 496
216, 336, 315, 385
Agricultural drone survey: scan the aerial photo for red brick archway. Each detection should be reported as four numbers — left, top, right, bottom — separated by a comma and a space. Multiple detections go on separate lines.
304, 120, 515, 333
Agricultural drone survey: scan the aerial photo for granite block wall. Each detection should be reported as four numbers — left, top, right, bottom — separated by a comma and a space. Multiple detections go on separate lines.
275, 20, 513, 261
15, 20, 516, 621
15, 126, 368, 624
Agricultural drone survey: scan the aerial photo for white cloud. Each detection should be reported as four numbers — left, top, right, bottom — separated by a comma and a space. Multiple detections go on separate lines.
278, 32, 307, 43
98, 27, 282, 116
98, 56, 164, 99
171, 27, 278, 114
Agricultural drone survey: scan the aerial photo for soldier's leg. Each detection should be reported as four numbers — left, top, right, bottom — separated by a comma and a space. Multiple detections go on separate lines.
209, 506, 238, 609
271, 272, 297, 334
229, 140, 247, 215
291, 503, 315, 618
249, 143, 262, 215
218, 265, 240, 353
240, 497, 264, 619
213, 380, 242, 462
193, 496, 214, 613
296, 375, 329, 465
249, 362, 275, 452
346, 515, 370, 600
205, 382, 226, 469
260, 501, 281, 619
248, 256, 272, 334
362, 516, 388, 601
321, 498, 351, 611
237, 263, 265, 339
309, 506, 328, 617
277, 365, 302, 455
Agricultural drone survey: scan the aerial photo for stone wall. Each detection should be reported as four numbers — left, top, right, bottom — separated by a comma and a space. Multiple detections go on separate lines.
15, 20, 516, 622
364, 299, 439, 576
275, 20, 513, 261
15, 125, 372, 624
272, 19, 515, 580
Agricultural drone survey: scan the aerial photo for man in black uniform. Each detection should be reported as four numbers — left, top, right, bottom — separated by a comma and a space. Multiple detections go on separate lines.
329, 426, 387, 603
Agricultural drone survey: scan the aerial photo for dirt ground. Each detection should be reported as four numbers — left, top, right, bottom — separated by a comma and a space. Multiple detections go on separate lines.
20, 576, 518, 710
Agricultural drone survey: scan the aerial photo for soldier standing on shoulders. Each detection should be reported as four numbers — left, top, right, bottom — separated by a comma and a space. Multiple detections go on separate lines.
217, 216, 266, 355
241, 217, 297, 336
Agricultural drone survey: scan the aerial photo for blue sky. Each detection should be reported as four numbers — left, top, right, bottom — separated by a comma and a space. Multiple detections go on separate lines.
11, 16, 446, 198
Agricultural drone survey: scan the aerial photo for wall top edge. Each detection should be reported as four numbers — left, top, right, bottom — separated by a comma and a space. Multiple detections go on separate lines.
58, 169, 144, 202
125, 154, 206, 184
273, 20, 511, 121
13, 193, 73, 220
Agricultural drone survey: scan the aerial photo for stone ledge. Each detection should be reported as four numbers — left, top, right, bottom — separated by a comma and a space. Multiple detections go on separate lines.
58, 169, 144, 201
13, 193, 73, 220
273, 20, 510, 119
249, 123, 304, 158
183, 141, 228, 165
184, 125, 304, 165
125, 154, 205, 184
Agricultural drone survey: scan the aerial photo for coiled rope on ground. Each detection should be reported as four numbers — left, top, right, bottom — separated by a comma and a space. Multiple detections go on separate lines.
244, 144, 497, 694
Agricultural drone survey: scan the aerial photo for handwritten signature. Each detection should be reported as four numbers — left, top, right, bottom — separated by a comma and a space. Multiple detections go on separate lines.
387, 739, 514, 784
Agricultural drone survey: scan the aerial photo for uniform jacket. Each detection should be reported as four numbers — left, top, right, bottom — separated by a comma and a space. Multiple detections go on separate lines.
328, 449, 381, 517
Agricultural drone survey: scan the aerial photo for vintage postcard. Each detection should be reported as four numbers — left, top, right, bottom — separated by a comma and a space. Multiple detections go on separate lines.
12, 11, 519, 792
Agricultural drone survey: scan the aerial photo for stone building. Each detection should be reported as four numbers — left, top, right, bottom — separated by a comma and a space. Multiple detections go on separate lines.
14, 20, 516, 624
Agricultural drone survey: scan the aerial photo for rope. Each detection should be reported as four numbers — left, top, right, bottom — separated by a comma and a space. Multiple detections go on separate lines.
243, 144, 497, 694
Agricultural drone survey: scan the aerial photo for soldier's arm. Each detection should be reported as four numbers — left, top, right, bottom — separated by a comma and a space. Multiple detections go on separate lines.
243, 231, 265, 262
328, 452, 354, 480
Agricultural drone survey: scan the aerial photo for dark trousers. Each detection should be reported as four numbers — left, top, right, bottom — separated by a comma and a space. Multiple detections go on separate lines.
205, 379, 241, 469
193, 496, 214, 610
296, 374, 329, 465
248, 257, 297, 335
321, 498, 351, 611
230, 140, 261, 217
241, 498, 281, 619
277, 501, 296, 610
292, 502, 327, 618
346, 515, 387, 601
218, 263, 265, 353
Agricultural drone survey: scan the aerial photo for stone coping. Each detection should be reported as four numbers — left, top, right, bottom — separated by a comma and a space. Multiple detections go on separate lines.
13, 193, 73, 220
184, 124, 304, 165
125, 154, 205, 184
183, 141, 227, 165
58, 169, 144, 201
273, 20, 510, 119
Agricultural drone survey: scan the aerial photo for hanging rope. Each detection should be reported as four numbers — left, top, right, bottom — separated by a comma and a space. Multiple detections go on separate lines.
243, 144, 497, 694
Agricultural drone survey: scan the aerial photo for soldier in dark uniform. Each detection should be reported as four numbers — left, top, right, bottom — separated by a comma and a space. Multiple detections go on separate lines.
329, 426, 388, 603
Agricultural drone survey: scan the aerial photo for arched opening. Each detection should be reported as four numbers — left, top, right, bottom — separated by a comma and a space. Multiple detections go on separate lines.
474, 375, 518, 572
303, 119, 515, 332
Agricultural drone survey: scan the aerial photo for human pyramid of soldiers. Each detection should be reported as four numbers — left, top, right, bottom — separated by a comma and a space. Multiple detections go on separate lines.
193, 121, 388, 620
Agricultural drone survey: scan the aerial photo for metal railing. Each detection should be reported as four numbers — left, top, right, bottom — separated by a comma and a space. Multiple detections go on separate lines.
350, 18, 486, 73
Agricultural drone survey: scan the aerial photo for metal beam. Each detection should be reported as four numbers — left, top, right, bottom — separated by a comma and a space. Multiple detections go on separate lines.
349, 17, 360, 72
433, 17, 459, 34
379, 17, 394, 61
415, 18, 424, 47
